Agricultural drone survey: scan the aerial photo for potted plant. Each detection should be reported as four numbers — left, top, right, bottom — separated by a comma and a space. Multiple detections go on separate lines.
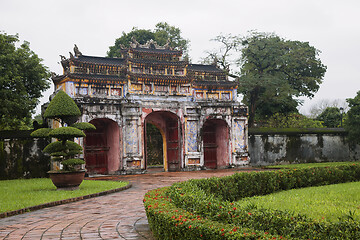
31, 90, 95, 190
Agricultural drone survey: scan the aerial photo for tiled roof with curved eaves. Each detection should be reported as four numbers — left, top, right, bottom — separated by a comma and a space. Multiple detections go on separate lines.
192, 80, 238, 89
72, 55, 126, 66
187, 64, 224, 73
52, 73, 126, 85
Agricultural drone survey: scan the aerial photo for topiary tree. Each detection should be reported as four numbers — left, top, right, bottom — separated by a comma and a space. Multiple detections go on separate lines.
31, 90, 95, 171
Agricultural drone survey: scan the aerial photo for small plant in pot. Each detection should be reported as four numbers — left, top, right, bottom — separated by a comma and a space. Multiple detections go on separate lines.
31, 90, 95, 190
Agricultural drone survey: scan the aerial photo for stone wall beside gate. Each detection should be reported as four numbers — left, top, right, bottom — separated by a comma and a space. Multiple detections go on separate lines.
0, 130, 50, 180
2, 129, 360, 179
248, 128, 360, 166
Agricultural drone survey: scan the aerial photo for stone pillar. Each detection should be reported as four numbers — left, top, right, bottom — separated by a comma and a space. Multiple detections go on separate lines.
231, 104, 249, 166
184, 106, 201, 170
122, 105, 144, 174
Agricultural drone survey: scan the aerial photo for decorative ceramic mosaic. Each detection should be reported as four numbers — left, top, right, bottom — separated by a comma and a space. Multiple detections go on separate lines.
186, 120, 198, 152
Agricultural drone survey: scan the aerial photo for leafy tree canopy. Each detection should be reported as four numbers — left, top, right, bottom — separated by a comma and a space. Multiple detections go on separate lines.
344, 91, 360, 143
308, 99, 348, 119
266, 113, 324, 128
316, 107, 343, 128
205, 31, 327, 127
0, 32, 50, 130
107, 22, 190, 58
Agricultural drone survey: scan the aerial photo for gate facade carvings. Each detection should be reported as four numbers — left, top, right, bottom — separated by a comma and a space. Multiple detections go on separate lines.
50, 41, 248, 174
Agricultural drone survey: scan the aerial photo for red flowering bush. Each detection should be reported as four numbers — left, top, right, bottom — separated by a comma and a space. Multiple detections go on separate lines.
144, 164, 360, 239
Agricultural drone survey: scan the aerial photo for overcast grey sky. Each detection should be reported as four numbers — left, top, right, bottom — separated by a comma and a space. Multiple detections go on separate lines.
1, 0, 359, 115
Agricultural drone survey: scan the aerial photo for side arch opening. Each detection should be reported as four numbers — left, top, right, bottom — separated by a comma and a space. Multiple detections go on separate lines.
202, 119, 230, 169
84, 118, 120, 174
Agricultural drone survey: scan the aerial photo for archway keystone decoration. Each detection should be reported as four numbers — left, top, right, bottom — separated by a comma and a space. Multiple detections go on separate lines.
49, 41, 248, 174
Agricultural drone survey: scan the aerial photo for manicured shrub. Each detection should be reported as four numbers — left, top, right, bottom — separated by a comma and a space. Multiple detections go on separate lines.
61, 158, 85, 171
144, 164, 360, 239
43, 90, 81, 123
71, 122, 96, 130
31, 90, 95, 175
43, 140, 83, 154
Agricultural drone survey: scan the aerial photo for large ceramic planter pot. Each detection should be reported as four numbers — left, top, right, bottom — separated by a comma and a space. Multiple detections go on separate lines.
48, 170, 86, 190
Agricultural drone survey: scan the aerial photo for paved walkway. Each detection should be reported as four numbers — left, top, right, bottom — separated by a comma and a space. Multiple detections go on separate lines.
0, 168, 258, 240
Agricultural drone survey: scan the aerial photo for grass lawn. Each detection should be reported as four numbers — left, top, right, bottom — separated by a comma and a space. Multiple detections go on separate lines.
236, 181, 360, 222
264, 161, 360, 169
0, 178, 128, 213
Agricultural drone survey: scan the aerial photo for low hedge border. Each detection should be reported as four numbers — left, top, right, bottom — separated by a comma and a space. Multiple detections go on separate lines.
249, 127, 347, 135
144, 164, 360, 239
0, 182, 132, 219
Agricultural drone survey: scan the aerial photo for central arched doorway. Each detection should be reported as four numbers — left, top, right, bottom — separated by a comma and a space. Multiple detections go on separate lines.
84, 118, 120, 174
144, 111, 181, 171
145, 122, 163, 167
202, 119, 229, 169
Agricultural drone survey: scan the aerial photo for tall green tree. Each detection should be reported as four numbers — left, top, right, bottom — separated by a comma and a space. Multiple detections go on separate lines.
316, 107, 342, 128
107, 22, 190, 58
344, 91, 360, 143
153, 22, 190, 55
205, 32, 327, 127
0, 32, 50, 130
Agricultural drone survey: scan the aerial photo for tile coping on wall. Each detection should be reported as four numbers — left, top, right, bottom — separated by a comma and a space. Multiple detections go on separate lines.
0, 182, 132, 219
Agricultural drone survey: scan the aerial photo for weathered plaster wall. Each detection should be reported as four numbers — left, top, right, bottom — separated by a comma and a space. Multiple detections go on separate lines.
0, 131, 50, 180
249, 133, 360, 166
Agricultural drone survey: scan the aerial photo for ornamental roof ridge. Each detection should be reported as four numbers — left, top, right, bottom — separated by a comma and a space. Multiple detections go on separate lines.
128, 58, 187, 66
128, 38, 182, 55
129, 47, 182, 55
130, 38, 172, 50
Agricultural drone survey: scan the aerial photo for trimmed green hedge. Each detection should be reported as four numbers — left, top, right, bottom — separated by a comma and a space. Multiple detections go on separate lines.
44, 90, 81, 119
144, 164, 360, 239
249, 127, 347, 135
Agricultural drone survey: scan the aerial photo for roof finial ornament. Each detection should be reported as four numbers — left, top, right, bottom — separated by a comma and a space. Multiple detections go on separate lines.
148, 39, 156, 49
74, 44, 82, 57
69, 52, 74, 59
164, 38, 171, 49
50, 72, 58, 79
131, 36, 140, 48
59, 55, 66, 61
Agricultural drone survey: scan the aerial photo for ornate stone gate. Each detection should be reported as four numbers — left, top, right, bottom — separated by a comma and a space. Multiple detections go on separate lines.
51, 41, 248, 174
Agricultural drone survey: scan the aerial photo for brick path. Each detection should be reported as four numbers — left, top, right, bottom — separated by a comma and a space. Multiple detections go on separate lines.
0, 168, 258, 240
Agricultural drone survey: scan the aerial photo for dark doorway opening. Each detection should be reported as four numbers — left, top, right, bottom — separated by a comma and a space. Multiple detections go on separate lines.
203, 119, 229, 169
146, 123, 163, 167
84, 118, 120, 174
